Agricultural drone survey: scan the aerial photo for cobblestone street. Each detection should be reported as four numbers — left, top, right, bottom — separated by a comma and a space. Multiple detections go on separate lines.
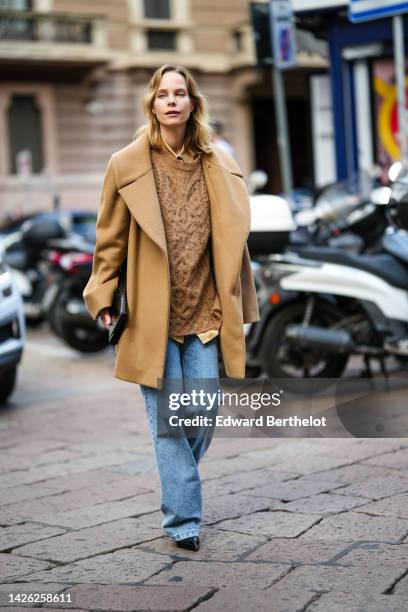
0, 329, 407, 611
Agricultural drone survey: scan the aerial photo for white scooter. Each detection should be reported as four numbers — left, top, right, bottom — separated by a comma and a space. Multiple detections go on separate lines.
249, 164, 408, 390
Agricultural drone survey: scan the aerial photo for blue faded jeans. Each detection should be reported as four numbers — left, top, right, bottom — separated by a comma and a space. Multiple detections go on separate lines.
140, 334, 220, 541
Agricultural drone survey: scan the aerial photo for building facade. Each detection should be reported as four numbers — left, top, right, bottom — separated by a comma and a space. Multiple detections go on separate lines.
0, 0, 327, 216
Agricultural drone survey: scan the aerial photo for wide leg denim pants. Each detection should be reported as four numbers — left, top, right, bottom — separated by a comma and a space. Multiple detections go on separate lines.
140, 334, 220, 541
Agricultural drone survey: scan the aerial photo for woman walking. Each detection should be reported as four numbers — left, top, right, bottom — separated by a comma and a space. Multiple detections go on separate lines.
83, 64, 260, 552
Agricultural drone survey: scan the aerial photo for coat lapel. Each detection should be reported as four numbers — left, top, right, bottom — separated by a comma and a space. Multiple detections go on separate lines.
116, 130, 251, 293
117, 132, 168, 256
118, 168, 168, 256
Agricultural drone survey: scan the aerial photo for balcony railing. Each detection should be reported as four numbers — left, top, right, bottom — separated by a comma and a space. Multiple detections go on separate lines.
0, 10, 102, 44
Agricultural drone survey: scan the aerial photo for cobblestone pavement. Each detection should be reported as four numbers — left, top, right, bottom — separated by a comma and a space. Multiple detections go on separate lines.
0, 328, 407, 611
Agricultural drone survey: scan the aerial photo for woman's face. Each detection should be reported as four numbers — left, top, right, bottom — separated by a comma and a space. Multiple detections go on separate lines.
152, 71, 194, 129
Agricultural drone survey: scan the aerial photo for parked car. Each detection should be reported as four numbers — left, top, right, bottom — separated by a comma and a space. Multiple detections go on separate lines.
0, 255, 25, 404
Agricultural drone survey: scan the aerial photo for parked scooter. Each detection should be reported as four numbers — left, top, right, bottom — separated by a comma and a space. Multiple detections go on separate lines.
246, 164, 408, 390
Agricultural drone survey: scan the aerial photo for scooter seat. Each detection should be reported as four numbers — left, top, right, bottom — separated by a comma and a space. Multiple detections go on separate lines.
290, 246, 408, 290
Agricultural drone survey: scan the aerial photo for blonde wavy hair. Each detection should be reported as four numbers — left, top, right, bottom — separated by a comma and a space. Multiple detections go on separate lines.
134, 64, 213, 156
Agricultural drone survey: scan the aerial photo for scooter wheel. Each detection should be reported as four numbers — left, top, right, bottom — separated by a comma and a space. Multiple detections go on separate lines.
259, 300, 349, 392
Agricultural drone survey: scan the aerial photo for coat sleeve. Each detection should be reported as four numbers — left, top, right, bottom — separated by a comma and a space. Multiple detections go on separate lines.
240, 243, 260, 323
82, 155, 130, 320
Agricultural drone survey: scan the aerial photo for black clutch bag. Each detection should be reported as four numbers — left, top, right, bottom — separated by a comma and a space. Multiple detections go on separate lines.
108, 259, 128, 346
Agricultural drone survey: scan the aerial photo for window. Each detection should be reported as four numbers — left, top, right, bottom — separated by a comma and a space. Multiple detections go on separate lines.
143, 0, 170, 20
233, 30, 243, 52
0, 0, 32, 9
147, 29, 176, 50
7, 95, 44, 174
0, 1, 33, 41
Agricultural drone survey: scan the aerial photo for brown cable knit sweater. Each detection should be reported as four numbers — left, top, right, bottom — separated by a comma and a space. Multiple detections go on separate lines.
150, 142, 222, 344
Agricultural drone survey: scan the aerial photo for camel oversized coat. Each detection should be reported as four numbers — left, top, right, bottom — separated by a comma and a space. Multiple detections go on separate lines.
83, 130, 260, 389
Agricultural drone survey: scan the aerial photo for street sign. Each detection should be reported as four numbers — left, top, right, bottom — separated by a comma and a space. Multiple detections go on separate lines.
269, 0, 297, 69
349, 0, 408, 23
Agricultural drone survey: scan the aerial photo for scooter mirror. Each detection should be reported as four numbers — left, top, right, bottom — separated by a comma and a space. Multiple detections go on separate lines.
388, 161, 403, 182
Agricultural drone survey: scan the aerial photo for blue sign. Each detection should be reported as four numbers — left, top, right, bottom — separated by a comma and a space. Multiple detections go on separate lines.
270, 0, 297, 69
349, 0, 408, 23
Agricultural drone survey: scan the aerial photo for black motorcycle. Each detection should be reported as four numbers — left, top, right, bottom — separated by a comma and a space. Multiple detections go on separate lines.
42, 248, 109, 353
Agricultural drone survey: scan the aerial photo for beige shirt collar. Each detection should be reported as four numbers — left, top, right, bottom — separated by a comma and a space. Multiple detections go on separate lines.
160, 134, 196, 162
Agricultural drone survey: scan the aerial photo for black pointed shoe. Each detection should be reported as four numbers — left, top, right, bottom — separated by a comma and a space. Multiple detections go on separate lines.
175, 536, 200, 551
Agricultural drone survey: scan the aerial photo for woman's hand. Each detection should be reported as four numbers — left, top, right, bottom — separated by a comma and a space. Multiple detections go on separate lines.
98, 307, 113, 328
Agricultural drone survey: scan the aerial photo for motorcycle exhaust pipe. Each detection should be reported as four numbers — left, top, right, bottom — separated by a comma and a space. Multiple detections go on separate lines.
285, 325, 355, 353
